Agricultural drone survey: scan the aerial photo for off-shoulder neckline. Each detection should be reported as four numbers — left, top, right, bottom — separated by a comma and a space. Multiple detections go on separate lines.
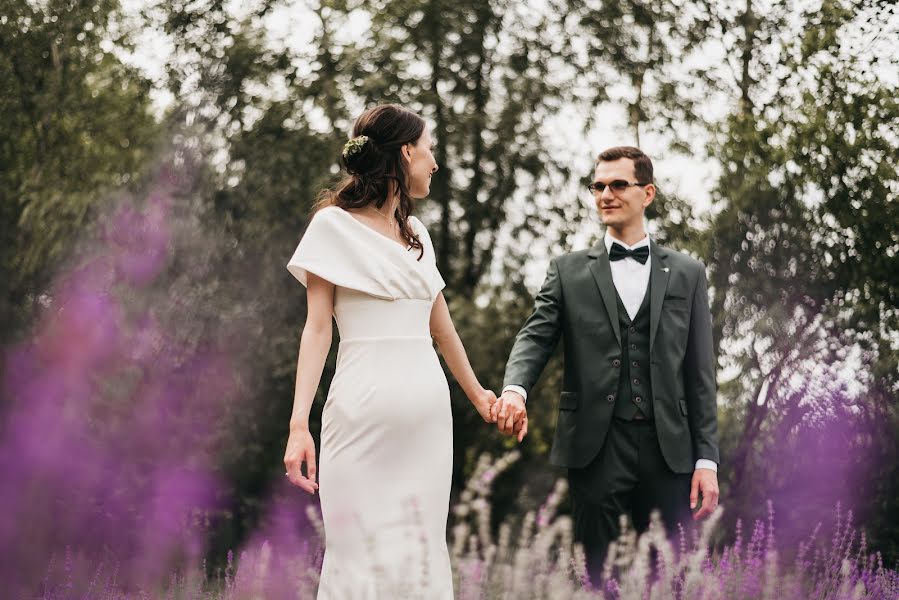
322, 206, 419, 254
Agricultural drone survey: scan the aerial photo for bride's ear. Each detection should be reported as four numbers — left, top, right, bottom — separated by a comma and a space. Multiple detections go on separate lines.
400, 143, 413, 163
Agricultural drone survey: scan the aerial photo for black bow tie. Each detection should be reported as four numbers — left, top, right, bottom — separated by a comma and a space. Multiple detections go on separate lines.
609, 243, 649, 264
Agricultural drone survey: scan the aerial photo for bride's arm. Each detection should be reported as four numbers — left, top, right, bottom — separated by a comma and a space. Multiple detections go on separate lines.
429, 292, 496, 423
284, 272, 335, 494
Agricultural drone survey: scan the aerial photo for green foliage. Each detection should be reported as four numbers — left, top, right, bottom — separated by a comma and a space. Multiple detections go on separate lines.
697, 0, 898, 560
0, 0, 160, 339
572, 0, 716, 147
311, 0, 585, 295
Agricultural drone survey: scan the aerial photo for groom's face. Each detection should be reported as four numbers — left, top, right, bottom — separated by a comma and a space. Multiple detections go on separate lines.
592, 158, 655, 231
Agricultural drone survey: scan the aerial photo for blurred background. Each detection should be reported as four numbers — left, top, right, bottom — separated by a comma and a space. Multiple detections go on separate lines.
1, 0, 897, 596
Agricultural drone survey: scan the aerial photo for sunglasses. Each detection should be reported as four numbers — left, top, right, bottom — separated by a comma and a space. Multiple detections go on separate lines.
587, 180, 650, 193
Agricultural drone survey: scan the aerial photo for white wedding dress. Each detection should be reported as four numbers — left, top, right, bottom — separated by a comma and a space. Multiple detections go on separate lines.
287, 206, 454, 599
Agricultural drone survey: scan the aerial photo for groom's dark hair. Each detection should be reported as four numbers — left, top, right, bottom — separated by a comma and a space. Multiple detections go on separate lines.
595, 146, 654, 184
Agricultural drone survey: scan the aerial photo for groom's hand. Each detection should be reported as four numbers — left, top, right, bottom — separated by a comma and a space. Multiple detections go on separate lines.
495, 391, 528, 442
690, 468, 719, 520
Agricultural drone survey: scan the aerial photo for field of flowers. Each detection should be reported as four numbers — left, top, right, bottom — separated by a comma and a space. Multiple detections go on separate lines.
35, 451, 898, 600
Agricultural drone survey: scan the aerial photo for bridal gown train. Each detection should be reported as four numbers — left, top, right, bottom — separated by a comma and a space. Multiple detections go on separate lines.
287, 206, 454, 599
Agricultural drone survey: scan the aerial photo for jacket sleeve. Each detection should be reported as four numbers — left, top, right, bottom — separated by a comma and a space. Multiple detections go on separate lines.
683, 263, 720, 464
502, 258, 564, 396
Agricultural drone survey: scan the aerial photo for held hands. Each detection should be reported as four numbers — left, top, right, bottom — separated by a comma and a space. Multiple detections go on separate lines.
491, 390, 528, 442
284, 426, 319, 494
473, 388, 498, 423
690, 468, 719, 520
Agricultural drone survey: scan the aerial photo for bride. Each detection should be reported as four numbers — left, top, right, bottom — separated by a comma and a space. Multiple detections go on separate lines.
283, 104, 497, 598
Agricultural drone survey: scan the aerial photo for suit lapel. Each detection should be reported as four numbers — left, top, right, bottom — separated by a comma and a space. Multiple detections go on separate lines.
587, 241, 621, 347
649, 241, 670, 350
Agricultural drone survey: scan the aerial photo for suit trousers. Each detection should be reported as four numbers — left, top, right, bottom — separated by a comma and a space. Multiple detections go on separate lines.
568, 416, 692, 581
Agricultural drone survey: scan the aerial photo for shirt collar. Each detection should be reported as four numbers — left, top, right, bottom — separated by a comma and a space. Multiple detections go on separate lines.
604, 232, 650, 252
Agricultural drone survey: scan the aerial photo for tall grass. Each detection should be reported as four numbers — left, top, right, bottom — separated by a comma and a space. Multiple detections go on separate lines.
36, 451, 898, 599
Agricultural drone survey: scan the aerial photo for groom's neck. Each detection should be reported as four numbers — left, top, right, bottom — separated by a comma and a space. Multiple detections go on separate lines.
606, 223, 648, 247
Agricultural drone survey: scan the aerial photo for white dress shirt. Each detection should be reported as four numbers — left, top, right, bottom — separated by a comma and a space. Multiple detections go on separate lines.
504, 232, 717, 472
605, 233, 651, 320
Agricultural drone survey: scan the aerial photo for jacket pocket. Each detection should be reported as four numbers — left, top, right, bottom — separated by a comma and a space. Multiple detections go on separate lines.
679, 399, 688, 416
665, 296, 689, 311
559, 391, 578, 410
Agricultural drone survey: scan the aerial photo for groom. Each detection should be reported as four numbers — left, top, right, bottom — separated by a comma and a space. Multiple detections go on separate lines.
496, 146, 719, 576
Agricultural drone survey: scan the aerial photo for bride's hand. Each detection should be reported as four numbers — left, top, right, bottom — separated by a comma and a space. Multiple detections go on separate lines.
284, 426, 319, 494
473, 388, 498, 423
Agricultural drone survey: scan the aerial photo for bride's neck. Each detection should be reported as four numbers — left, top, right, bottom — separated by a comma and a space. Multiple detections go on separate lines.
380, 196, 400, 217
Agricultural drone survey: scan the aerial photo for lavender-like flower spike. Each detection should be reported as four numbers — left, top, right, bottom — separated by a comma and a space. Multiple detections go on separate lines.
342, 135, 370, 158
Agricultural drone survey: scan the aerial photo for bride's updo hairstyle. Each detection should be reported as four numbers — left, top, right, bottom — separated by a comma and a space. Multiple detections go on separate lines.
317, 104, 425, 259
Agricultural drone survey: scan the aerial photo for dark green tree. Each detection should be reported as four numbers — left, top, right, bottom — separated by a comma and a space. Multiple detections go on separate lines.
572, 0, 715, 149
698, 0, 898, 559
0, 0, 160, 344
145, 0, 346, 558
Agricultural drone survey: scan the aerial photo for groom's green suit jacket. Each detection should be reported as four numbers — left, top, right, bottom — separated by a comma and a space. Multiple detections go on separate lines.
503, 239, 720, 474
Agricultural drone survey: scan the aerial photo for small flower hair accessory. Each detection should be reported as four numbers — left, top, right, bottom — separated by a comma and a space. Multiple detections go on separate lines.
342, 135, 369, 159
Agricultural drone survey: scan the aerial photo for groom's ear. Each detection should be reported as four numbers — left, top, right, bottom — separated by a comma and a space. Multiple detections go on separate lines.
642, 183, 656, 208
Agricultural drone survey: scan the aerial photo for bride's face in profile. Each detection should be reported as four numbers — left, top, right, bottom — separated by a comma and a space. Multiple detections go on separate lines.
403, 127, 438, 198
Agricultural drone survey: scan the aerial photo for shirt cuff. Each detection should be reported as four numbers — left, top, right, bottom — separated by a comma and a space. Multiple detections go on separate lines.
695, 459, 717, 472
502, 385, 528, 403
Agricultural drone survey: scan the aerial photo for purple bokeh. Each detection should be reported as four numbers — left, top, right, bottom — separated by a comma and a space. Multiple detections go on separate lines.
0, 191, 250, 595
745, 377, 883, 553
225, 480, 323, 599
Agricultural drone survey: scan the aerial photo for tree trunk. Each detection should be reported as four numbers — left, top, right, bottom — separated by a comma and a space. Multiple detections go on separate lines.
460, 2, 492, 296
738, 0, 756, 115
428, 0, 453, 283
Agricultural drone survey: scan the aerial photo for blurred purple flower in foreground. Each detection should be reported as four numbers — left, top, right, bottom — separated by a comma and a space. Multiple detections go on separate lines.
0, 191, 234, 595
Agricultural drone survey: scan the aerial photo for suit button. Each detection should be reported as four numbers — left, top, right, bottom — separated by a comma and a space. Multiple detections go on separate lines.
612, 359, 621, 368
631, 344, 637, 350
634, 396, 642, 403
606, 395, 615, 403
633, 378, 640, 385
632, 361, 639, 367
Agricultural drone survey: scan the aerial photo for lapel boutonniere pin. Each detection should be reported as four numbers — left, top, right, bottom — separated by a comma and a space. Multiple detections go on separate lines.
662, 267, 670, 273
